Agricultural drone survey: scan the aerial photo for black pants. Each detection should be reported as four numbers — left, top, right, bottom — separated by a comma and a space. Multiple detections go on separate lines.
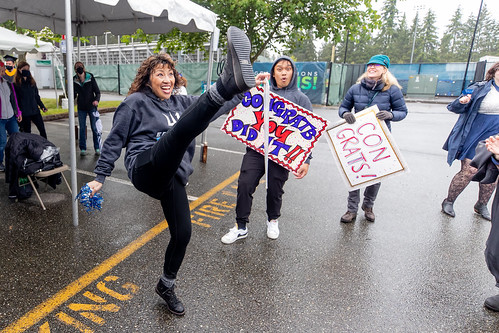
20, 113, 47, 139
236, 148, 289, 226
131, 93, 220, 279
486, 184, 499, 287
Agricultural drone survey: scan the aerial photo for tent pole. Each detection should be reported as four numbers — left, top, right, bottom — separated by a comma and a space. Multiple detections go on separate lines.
65, 0, 79, 226
199, 30, 216, 163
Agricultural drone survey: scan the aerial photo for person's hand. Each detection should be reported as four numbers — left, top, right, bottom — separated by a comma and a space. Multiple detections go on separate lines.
255, 72, 271, 86
459, 95, 471, 104
293, 163, 309, 179
17, 114, 22, 122
376, 110, 393, 120
42, 108, 48, 113
92, 100, 99, 107
343, 112, 356, 124
86, 180, 103, 197
485, 135, 499, 160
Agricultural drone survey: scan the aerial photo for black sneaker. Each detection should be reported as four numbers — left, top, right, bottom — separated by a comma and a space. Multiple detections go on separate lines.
485, 294, 499, 311
0, 163, 5, 172
217, 26, 255, 99
155, 280, 185, 316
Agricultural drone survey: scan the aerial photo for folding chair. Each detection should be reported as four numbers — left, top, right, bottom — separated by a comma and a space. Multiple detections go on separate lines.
26, 164, 72, 210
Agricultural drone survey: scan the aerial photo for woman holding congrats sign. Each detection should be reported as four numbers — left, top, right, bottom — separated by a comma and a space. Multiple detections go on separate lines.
338, 54, 407, 223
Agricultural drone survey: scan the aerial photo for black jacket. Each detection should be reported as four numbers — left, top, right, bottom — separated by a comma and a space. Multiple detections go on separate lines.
5, 132, 62, 198
471, 142, 499, 285
73, 72, 101, 111
14, 80, 45, 117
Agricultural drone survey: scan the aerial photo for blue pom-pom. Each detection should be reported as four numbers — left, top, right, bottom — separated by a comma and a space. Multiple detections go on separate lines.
76, 184, 103, 213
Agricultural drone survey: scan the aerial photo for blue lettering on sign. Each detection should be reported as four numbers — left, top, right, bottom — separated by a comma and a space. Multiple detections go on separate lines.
231, 119, 258, 141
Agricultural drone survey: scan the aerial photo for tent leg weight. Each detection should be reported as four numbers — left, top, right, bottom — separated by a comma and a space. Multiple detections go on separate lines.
200, 143, 208, 163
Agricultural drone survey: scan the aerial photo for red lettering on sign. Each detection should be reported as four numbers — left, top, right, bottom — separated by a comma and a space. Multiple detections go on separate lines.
352, 163, 370, 173
284, 145, 306, 162
370, 147, 391, 162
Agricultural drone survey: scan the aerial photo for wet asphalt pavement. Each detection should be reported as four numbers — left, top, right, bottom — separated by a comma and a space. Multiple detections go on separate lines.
2, 99, 499, 332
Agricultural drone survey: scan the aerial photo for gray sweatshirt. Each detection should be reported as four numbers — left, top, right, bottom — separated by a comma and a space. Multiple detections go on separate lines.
94, 88, 198, 185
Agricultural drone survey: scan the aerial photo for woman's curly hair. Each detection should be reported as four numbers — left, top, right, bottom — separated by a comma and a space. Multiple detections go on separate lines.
485, 62, 499, 81
128, 53, 181, 95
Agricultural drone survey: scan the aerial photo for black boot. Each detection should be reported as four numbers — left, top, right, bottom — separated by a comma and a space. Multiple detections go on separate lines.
441, 199, 455, 217
474, 203, 491, 221
155, 280, 185, 316
214, 26, 255, 101
485, 294, 499, 311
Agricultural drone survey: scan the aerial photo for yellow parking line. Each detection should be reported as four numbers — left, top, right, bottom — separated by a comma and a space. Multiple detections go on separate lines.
1, 171, 240, 333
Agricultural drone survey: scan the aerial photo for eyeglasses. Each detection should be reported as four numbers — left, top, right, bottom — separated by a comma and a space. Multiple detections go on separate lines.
367, 63, 383, 68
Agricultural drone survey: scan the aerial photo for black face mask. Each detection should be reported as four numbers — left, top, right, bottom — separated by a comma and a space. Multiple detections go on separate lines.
21, 70, 30, 77
76, 67, 84, 74
5, 65, 13, 71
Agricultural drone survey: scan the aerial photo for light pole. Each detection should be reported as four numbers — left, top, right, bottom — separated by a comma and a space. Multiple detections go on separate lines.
410, 5, 425, 64
461, 0, 484, 91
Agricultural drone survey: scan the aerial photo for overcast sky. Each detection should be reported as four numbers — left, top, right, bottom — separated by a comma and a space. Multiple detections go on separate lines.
373, 0, 499, 36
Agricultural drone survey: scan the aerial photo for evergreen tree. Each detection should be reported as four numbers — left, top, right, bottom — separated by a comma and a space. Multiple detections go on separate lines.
391, 13, 412, 63
375, 0, 399, 55
419, 9, 439, 62
334, 31, 376, 64
408, 12, 423, 63
439, 7, 463, 62
472, 5, 499, 60
318, 41, 334, 62
455, 13, 479, 61
286, 30, 317, 61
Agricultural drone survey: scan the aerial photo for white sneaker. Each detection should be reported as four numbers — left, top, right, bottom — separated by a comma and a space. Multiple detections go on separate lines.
266, 219, 279, 239
221, 225, 248, 244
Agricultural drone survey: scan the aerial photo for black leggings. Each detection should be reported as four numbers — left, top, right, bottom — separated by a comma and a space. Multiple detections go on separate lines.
131, 93, 220, 279
21, 113, 47, 139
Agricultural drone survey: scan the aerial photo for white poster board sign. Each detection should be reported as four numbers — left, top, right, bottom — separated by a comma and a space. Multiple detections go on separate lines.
325, 105, 409, 189
221, 86, 329, 173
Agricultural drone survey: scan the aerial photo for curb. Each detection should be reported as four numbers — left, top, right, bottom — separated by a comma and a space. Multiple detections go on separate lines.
43, 107, 117, 121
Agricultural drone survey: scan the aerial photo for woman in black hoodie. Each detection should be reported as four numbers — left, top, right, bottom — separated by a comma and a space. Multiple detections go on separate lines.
14, 61, 47, 139
86, 27, 262, 316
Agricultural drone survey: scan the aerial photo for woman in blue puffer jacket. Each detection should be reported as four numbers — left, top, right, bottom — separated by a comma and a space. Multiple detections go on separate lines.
338, 54, 408, 223
441, 62, 499, 221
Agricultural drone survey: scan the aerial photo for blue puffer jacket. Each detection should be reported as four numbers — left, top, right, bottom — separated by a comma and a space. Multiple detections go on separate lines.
443, 80, 492, 165
338, 78, 408, 131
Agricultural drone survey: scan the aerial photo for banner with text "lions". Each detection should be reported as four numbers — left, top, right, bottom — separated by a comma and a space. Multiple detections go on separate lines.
325, 106, 409, 189
221, 86, 329, 173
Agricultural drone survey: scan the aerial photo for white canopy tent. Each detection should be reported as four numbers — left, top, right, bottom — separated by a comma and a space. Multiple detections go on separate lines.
0, 0, 218, 226
0, 27, 54, 53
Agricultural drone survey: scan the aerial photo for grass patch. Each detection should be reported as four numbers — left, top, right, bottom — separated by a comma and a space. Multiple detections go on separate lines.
41, 98, 121, 116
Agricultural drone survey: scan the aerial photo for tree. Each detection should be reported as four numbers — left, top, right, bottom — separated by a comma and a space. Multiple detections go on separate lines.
472, 5, 499, 60
408, 12, 424, 63
286, 30, 317, 61
390, 13, 412, 63
454, 12, 480, 61
419, 9, 439, 62
191, 0, 379, 63
317, 41, 334, 62
334, 31, 376, 64
439, 7, 463, 62
375, 0, 399, 54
